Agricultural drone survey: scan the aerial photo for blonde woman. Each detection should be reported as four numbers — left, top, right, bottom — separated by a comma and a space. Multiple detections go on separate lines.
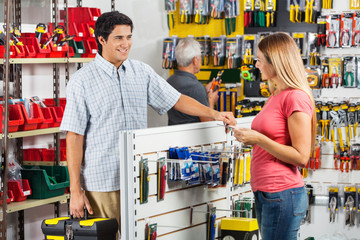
233, 32, 316, 240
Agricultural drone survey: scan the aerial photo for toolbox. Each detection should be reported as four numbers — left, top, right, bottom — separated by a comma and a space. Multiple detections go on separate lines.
41, 212, 118, 240
221, 217, 259, 240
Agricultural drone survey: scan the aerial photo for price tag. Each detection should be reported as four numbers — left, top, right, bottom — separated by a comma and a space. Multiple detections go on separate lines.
78, 49, 83, 54
93, 17, 98, 21
79, 32, 83, 37
57, 47, 62, 51
23, 190, 31, 196
92, 49, 97, 54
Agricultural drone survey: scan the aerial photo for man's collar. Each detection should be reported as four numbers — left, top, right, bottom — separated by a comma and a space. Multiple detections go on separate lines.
94, 53, 128, 76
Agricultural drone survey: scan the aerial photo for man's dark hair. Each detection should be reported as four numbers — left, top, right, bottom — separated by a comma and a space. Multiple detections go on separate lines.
95, 11, 133, 55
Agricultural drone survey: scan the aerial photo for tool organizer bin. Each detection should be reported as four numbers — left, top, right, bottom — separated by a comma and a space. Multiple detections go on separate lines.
19, 103, 44, 131
38, 107, 54, 129
41, 148, 66, 162
0, 190, 14, 205
0, 104, 25, 133
23, 148, 42, 161
69, 39, 86, 58
49, 106, 64, 128
7, 179, 32, 202
0, 45, 15, 58
83, 38, 97, 58
21, 165, 69, 199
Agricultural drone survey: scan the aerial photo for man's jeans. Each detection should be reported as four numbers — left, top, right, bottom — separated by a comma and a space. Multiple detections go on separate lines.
253, 186, 308, 240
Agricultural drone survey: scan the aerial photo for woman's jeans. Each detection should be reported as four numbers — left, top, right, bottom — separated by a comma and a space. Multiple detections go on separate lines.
253, 186, 308, 240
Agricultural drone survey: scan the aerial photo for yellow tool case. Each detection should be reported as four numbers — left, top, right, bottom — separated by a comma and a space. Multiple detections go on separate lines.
221, 217, 259, 240
41, 215, 118, 240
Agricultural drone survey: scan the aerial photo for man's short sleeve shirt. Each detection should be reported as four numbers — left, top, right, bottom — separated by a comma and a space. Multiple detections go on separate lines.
60, 54, 181, 191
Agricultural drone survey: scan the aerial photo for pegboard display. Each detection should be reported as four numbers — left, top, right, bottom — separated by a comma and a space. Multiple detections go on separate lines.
119, 118, 255, 240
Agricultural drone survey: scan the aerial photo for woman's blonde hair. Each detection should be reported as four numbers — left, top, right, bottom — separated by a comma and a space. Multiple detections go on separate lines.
258, 32, 317, 149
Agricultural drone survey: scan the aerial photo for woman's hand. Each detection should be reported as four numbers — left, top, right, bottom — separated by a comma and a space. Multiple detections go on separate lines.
232, 127, 263, 146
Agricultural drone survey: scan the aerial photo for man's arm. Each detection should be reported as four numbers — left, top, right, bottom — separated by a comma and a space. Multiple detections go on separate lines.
199, 90, 219, 122
173, 94, 236, 126
67, 131, 93, 217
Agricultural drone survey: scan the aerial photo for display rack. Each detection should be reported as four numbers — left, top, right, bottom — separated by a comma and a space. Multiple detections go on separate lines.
119, 118, 254, 240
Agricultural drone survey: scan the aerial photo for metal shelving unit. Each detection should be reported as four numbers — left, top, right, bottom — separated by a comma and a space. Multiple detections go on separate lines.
0, 1, 116, 238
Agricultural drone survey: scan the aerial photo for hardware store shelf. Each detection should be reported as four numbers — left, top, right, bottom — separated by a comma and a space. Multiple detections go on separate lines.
0, 58, 94, 64
0, 127, 61, 139
1, 194, 70, 217
23, 161, 67, 166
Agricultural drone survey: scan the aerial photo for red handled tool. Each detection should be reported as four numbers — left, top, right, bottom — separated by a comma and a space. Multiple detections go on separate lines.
211, 70, 224, 92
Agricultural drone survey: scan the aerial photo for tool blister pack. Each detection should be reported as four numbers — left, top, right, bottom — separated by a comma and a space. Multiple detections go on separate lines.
350, 0, 360, 10
165, 0, 176, 30
358, 57, 360, 88
41, 210, 118, 240
288, 0, 305, 23
210, 0, 225, 19
353, 12, 360, 47
180, 0, 194, 24
162, 37, 178, 70
307, 32, 320, 68
145, 223, 157, 240
292, 32, 307, 58
196, 36, 212, 66
305, 0, 321, 24
226, 36, 242, 69
329, 57, 343, 88
317, 17, 327, 47
328, 186, 339, 223
140, 158, 150, 204
343, 57, 357, 88
244, 0, 255, 27
242, 35, 256, 65
254, 0, 266, 27
212, 36, 226, 66
327, 15, 341, 48
224, 0, 239, 35
340, 13, 354, 48
194, 0, 210, 24
207, 204, 216, 240
157, 158, 166, 202
344, 186, 356, 226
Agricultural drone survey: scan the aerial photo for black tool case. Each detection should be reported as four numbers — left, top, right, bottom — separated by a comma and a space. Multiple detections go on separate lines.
41, 215, 118, 240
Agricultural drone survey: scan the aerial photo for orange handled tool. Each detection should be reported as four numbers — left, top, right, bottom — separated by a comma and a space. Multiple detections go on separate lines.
211, 70, 224, 91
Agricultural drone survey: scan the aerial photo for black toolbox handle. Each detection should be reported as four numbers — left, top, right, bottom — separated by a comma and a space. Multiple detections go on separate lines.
70, 207, 88, 220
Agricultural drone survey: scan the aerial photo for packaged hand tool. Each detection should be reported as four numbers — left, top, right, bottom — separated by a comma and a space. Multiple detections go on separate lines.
343, 57, 357, 88
226, 36, 242, 69
41, 208, 118, 240
340, 13, 354, 48
211, 36, 226, 66
162, 37, 178, 69
305, 0, 321, 24
350, 0, 360, 9
254, 0, 266, 27
244, 0, 254, 27
165, 0, 176, 30
317, 17, 327, 46
180, 0, 194, 24
242, 35, 256, 65
42, 25, 65, 49
326, 15, 340, 48
195, 0, 210, 24
244, 149, 251, 183
196, 36, 211, 66
328, 58, 343, 88
344, 186, 356, 226
140, 158, 149, 204
288, 0, 303, 23
322, 0, 333, 9
157, 158, 166, 201
328, 186, 339, 222
265, 0, 276, 27
292, 32, 306, 57
224, 0, 239, 35
35, 23, 46, 43
207, 205, 216, 240
307, 33, 320, 68
353, 12, 360, 47
145, 223, 158, 240
210, 0, 225, 19
57, 34, 76, 47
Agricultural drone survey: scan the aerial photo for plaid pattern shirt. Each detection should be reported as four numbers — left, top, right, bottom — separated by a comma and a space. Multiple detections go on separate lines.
60, 54, 181, 191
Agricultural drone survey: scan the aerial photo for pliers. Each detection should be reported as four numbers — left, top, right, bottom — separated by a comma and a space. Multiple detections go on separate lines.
224, 3, 235, 35
290, 0, 301, 23
211, 2, 220, 18
322, 66, 330, 88
327, 24, 337, 48
344, 63, 354, 87
341, 23, 350, 47
323, 0, 333, 9
162, 44, 172, 69
266, 0, 275, 27
330, 66, 339, 88
243, 43, 253, 65
244, 0, 253, 27
254, 0, 265, 27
